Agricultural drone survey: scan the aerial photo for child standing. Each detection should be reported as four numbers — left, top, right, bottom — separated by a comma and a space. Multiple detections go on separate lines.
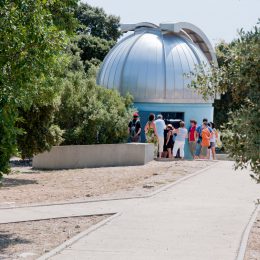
208, 122, 218, 160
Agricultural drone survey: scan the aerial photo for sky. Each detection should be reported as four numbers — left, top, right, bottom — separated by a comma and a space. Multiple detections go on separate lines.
82, 0, 259, 46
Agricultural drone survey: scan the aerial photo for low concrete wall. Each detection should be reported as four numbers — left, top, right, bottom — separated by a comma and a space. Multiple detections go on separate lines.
216, 153, 234, 161
33, 143, 154, 170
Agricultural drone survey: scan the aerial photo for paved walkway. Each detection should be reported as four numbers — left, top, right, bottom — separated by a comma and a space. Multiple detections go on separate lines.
48, 161, 260, 260
0, 198, 137, 224
1, 161, 259, 259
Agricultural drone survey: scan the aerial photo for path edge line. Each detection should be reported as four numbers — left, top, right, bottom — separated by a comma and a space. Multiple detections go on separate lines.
236, 203, 260, 260
36, 212, 121, 260
148, 161, 223, 197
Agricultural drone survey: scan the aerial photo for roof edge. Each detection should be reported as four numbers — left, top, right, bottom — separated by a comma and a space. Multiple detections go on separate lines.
160, 22, 217, 65
120, 22, 159, 32
120, 22, 218, 66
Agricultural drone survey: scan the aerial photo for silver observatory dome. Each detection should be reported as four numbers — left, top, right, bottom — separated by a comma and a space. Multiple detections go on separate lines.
97, 22, 217, 103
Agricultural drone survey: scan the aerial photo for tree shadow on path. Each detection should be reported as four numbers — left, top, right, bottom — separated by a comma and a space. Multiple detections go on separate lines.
0, 230, 31, 254
1, 178, 38, 188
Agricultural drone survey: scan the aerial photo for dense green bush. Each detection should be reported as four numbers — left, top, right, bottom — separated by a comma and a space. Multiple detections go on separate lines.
0, 103, 19, 178
55, 71, 134, 145
16, 104, 64, 159
222, 101, 260, 180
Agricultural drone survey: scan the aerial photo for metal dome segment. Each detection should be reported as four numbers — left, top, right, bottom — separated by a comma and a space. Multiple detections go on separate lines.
160, 22, 217, 65
97, 22, 215, 104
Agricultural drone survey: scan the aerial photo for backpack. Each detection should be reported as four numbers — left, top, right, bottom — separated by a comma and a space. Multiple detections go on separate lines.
130, 120, 139, 137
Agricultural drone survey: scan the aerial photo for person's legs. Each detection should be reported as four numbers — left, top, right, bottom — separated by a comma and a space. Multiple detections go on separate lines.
200, 146, 207, 159
172, 140, 181, 157
179, 141, 185, 158
154, 142, 158, 158
211, 142, 216, 160
158, 136, 164, 158
189, 141, 196, 158
167, 148, 172, 158
207, 147, 211, 159
192, 142, 196, 158
194, 143, 201, 159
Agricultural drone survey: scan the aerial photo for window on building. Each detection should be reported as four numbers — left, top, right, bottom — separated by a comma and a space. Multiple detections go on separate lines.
161, 112, 184, 121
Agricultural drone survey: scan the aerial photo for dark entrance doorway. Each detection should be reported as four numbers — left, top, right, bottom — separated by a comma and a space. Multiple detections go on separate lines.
161, 112, 184, 158
161, 112, 184, 122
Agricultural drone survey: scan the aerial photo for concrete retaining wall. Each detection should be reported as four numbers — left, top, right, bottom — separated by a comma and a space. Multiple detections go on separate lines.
33, 143, 154, 170
216, 153, 234, 161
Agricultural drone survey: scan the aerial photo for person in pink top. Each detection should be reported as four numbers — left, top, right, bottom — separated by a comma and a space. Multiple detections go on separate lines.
188, 119, 197, 158
145, 113, 159, 158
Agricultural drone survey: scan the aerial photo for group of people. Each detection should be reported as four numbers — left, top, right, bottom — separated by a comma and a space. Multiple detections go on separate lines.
128, 112, 218, 160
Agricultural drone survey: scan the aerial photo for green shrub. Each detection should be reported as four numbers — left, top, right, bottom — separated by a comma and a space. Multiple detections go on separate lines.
56, 72, 134, 145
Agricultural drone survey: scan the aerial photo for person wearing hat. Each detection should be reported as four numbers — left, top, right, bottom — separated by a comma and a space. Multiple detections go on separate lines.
128, 112, 141, 142
165, 124, 174, 158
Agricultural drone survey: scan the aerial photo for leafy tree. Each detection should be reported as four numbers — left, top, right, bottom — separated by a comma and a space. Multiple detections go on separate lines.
74, 2, 121, 73
212, 42, 240, 127
0, 103, 19, 175
223, 101, 259, 181
190, 22, 260, 180
55, 58, 134, 145
76, 3, 121, 41
16, 101, 64, 159
76, 35, 114, 71
45, 0, 78, 35
0, 0, 76, 176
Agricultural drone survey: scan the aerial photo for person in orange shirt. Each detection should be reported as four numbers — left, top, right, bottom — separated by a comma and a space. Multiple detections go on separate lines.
201, 122, 211, 159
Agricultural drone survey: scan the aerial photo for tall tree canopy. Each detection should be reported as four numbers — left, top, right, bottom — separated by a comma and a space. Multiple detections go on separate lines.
76, 3, 121, 41
190, 21, 260, 181
0, 1, 133, 177
0, 0, 78, 176
74, 2, 121, 73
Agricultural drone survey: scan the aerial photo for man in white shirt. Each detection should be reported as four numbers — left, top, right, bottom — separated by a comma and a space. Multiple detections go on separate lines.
155, 114, 166, 158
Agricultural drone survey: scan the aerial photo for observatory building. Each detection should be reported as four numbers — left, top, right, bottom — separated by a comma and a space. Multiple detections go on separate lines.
97, 22, 217, 157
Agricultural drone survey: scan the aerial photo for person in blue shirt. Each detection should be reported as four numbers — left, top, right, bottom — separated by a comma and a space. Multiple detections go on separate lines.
155, 114, 166, 158
194, 118, 212, 159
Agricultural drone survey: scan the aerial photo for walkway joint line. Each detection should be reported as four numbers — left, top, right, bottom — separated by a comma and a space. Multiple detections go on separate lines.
37, 213, 122, 260
236, 204, 260, 260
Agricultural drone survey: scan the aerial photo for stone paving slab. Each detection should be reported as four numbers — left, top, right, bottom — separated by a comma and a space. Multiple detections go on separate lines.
49, 162, 260, 260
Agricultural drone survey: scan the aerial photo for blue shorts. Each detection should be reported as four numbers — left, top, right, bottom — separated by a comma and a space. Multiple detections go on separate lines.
195, 143, 202, 156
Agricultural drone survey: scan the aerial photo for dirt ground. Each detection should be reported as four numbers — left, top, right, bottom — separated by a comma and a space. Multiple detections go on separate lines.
244, 211, 260, 260
0, 160, 215, 207
0, 215, 109, 260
